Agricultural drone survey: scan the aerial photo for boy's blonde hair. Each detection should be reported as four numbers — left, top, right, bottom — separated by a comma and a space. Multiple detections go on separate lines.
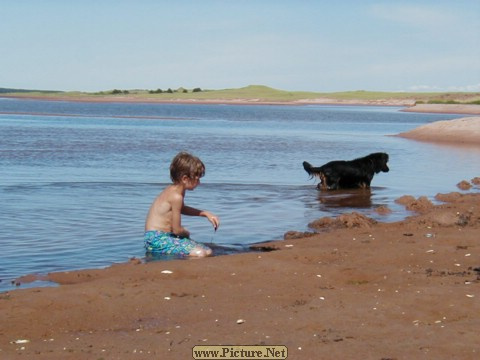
170, 152, 205, 183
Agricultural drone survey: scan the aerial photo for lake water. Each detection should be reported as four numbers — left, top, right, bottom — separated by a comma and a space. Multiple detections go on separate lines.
1, 98, 479, 291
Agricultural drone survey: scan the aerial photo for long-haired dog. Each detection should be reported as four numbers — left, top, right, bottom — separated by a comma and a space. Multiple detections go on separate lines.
303, 152, 389, 190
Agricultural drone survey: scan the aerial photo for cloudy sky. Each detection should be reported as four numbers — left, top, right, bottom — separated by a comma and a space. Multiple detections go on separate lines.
1, 0, 479, 92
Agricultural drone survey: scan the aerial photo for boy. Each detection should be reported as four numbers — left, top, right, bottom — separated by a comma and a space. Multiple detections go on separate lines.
144, 152, 220, 257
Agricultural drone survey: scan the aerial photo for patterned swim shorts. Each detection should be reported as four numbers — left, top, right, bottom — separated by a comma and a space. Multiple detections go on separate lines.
144, 230, 211, 256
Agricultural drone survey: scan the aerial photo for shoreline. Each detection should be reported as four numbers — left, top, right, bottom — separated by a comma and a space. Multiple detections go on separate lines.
2, 93, 480, 115
1, 184, 479, 359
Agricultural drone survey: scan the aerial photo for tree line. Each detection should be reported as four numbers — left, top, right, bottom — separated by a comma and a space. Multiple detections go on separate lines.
101, 88, 203, 95
148, 87, 203, 94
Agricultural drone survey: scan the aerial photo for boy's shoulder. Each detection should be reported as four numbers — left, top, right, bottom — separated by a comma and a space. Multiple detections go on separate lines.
161, 184, 184, 202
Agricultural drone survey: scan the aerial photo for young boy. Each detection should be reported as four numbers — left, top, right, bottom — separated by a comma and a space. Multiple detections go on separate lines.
144, 152, 220, 257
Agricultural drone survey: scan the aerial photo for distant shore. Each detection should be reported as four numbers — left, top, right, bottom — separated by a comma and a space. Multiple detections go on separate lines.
1, 93, 480, 115
401, 103, 480, 115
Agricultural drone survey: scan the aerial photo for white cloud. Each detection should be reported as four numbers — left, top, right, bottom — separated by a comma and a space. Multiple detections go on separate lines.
370, 3, 457, 30
408, 83, 480, 92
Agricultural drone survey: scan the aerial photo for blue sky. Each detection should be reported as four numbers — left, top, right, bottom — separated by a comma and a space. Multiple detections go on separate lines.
1, 0, 479, 92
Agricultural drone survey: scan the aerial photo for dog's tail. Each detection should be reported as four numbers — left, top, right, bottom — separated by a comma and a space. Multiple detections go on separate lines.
303, 161, 319, 178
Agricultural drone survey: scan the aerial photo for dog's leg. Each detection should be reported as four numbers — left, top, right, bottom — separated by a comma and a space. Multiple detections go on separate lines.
363, 179, 372, 188
318, 173, 328, 191
360, 182, 368, 189
324, 174, 339, 190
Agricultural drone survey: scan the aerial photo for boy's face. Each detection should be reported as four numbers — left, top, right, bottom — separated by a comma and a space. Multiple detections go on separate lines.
182, 175, 200, 190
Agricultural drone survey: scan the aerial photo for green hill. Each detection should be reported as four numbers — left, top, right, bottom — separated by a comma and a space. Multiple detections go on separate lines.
1, 85, 479, 105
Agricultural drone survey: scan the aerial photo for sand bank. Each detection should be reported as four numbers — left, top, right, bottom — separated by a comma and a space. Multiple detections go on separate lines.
398, 117, 480, 145
402, 104, 480, 115
1, 93, 480, 115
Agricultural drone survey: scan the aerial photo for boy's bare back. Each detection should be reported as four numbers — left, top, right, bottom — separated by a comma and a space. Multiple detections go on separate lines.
145, 184, 188, 237
145, 185, 174, 232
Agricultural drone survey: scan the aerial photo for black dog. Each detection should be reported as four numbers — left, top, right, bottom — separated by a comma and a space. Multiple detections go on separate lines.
303, 152, 389, 190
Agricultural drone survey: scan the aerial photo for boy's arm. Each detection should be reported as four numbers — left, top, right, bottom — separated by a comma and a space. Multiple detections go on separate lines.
182, 205, 220, 230
181, 205, 202, 216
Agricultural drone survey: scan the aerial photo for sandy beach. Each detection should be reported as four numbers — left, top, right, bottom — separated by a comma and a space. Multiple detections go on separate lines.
1, 105, 480, 359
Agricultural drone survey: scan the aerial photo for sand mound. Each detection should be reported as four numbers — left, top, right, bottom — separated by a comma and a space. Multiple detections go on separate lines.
398, 116, 480, 144
308, 211, 377, 230
395, 195, 434, 212
404, 192, 480, 227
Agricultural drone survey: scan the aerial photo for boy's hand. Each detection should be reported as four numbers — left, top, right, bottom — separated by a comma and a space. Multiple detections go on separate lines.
200, 210, 220, 231
209, 215, 220, 231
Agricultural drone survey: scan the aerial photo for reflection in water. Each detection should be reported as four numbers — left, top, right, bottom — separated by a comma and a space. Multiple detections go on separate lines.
316, 188, 373, 209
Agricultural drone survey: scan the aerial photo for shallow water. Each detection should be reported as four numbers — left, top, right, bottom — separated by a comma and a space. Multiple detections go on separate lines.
1, 98, 479, 291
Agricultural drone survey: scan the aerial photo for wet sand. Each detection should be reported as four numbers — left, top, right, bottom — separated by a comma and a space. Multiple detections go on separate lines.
1, 109, 479, 359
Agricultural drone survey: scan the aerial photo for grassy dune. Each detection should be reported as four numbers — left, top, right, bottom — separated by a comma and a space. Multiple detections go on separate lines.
1, 85, 480, 104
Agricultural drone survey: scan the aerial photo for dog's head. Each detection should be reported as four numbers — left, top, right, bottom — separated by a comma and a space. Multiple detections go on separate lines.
369, 152, 389, 173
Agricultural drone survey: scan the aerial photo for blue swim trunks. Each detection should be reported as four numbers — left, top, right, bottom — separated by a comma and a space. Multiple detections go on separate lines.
144, 230, 211, 256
